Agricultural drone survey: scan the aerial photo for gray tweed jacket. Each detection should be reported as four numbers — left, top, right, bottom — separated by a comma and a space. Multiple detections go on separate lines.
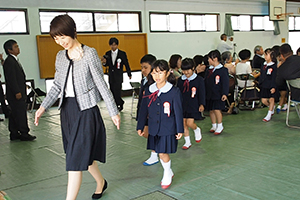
41, 45, 119, 117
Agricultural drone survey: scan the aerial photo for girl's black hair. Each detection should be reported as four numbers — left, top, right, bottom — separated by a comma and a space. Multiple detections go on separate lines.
208, 50, 221, 62
147, 59, 177, 86
264, 48, 277, 64
181, 58, 195, 70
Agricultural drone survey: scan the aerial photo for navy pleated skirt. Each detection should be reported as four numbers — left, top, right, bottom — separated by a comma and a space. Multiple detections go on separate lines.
147, 134, 178, 154
60, 98, 106, 171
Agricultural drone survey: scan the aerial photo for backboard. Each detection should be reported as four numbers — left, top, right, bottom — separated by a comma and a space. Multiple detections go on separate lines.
269, 0, 286, 21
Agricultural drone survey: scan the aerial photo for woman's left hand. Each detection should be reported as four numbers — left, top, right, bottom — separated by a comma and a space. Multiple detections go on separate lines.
176, 133, 183, 140
111, 114, 120, 130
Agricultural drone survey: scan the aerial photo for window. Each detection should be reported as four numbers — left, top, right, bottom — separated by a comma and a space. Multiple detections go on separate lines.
289, 16, 300, 31
186, 14, 218, 31
39, 10, 141, 33
0, 9, 28, 34
150, 12, 219, 32
252, 16, 274, 31
231, 15, 251, 31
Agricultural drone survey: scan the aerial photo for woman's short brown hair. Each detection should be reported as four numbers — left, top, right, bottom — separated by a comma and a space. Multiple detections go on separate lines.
49, 14, 76, 39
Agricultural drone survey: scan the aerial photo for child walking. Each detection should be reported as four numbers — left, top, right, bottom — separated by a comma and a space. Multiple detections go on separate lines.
259, 48, 277, 122
137, 60, 183, 189
136, 54, 159, 166
177, 58, 205, 149
205, 50, 229, 135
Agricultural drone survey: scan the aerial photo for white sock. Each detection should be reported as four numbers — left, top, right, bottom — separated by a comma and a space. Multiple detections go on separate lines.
215, 123, 223, 132
183, 136, 191, 147
211, 123, 217, 131
264, 110, 272, 121
282, 104, 288, 110
194, 127, 202, 141
277, 105, 281, 109
160, 159, 173, 185
144, 152, 158, 165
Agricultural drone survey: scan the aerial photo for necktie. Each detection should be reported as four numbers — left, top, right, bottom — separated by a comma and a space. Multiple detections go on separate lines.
183, 79, 189, 93
207, 68, 214, 78
143, 90, 159, 107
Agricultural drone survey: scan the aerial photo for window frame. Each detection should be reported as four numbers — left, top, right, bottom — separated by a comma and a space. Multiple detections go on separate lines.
289, 16, 300, 31
0, 8, 29, 35
149, 11, 220, 33
39, 9, 142, 34
229, 14, 274, 32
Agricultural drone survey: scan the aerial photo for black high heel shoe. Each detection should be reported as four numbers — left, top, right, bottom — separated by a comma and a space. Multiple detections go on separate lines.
92, 179, 108, 199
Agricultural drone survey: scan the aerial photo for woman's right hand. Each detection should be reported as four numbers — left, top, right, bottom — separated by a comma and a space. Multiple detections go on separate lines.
35, 106, 45, 126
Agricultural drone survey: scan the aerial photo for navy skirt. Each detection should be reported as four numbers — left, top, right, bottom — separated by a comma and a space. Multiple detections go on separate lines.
147, 134, 178, 154
60, 98, 106, 171
260, 88, 276, 98
206, 99, 225, 111
183, 111, 201, 119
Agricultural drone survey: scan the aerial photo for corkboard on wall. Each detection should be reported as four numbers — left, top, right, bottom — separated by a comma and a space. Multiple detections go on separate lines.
36, 33, 148, 79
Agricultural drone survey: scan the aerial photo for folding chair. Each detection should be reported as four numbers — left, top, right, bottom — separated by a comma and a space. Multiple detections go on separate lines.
129, 82, 141, 119
26, 85, 46, 113
286, 78, 300, 129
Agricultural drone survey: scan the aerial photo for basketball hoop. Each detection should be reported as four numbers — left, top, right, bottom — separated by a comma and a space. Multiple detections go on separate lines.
276, 12, 293, 20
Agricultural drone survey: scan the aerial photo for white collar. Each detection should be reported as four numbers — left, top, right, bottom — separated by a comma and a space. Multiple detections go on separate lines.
209, 64, 223, 72
264, 61, 275, 66
181, 73, 197, 81
10, 54, 18, 61
256, 54, 264, 58
111, 49, 118, 54
142, 76, 148, 85
149, 82, 172, 96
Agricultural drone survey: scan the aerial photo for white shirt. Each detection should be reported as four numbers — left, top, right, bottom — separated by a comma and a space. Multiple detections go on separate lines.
217, 40, 233, 53
111, 49, 118, 65
65, 65, 75, 97
236, 62, 253, 88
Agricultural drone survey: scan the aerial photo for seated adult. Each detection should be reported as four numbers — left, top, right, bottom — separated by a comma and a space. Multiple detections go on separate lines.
277, 43, 300, 101
168, 54, 182, 78
236, 49, 260, 88
252, 45, 265, 70
221, 51, 237, 75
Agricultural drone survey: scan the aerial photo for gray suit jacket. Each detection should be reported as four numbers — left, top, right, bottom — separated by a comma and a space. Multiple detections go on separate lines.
41, 45, 119, 117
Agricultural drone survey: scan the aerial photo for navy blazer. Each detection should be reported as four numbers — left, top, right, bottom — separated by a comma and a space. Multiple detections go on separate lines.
177, 73, 205, 113
205, 65, 229, 100
137, 82, 184, 136
259, 62, 277, 89
136, 77, 148, 120
103, 49, 132, 83
3, 55, 27, 101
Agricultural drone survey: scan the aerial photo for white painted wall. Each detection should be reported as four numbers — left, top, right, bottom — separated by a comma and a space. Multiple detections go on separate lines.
0, 0, 298, 91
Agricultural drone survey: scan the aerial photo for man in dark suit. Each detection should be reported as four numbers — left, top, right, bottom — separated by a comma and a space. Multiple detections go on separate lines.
277, 43, 300, 101
3, 39, 36, 141
102, 37, 132, 111
252, 45, 265, 69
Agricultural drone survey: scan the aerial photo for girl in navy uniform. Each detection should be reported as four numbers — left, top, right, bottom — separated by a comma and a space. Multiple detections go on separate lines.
136, 54, 159, 166
205, 50, 229, 135
259, 48, 277, 122
177, 58, 205, 149
137, 60, 183, 189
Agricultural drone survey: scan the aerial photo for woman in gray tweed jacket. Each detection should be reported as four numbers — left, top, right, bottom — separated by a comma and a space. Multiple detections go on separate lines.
34, 15, 120, 200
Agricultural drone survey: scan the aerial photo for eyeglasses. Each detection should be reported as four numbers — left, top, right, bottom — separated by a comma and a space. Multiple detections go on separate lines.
151, 71, 166, 76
